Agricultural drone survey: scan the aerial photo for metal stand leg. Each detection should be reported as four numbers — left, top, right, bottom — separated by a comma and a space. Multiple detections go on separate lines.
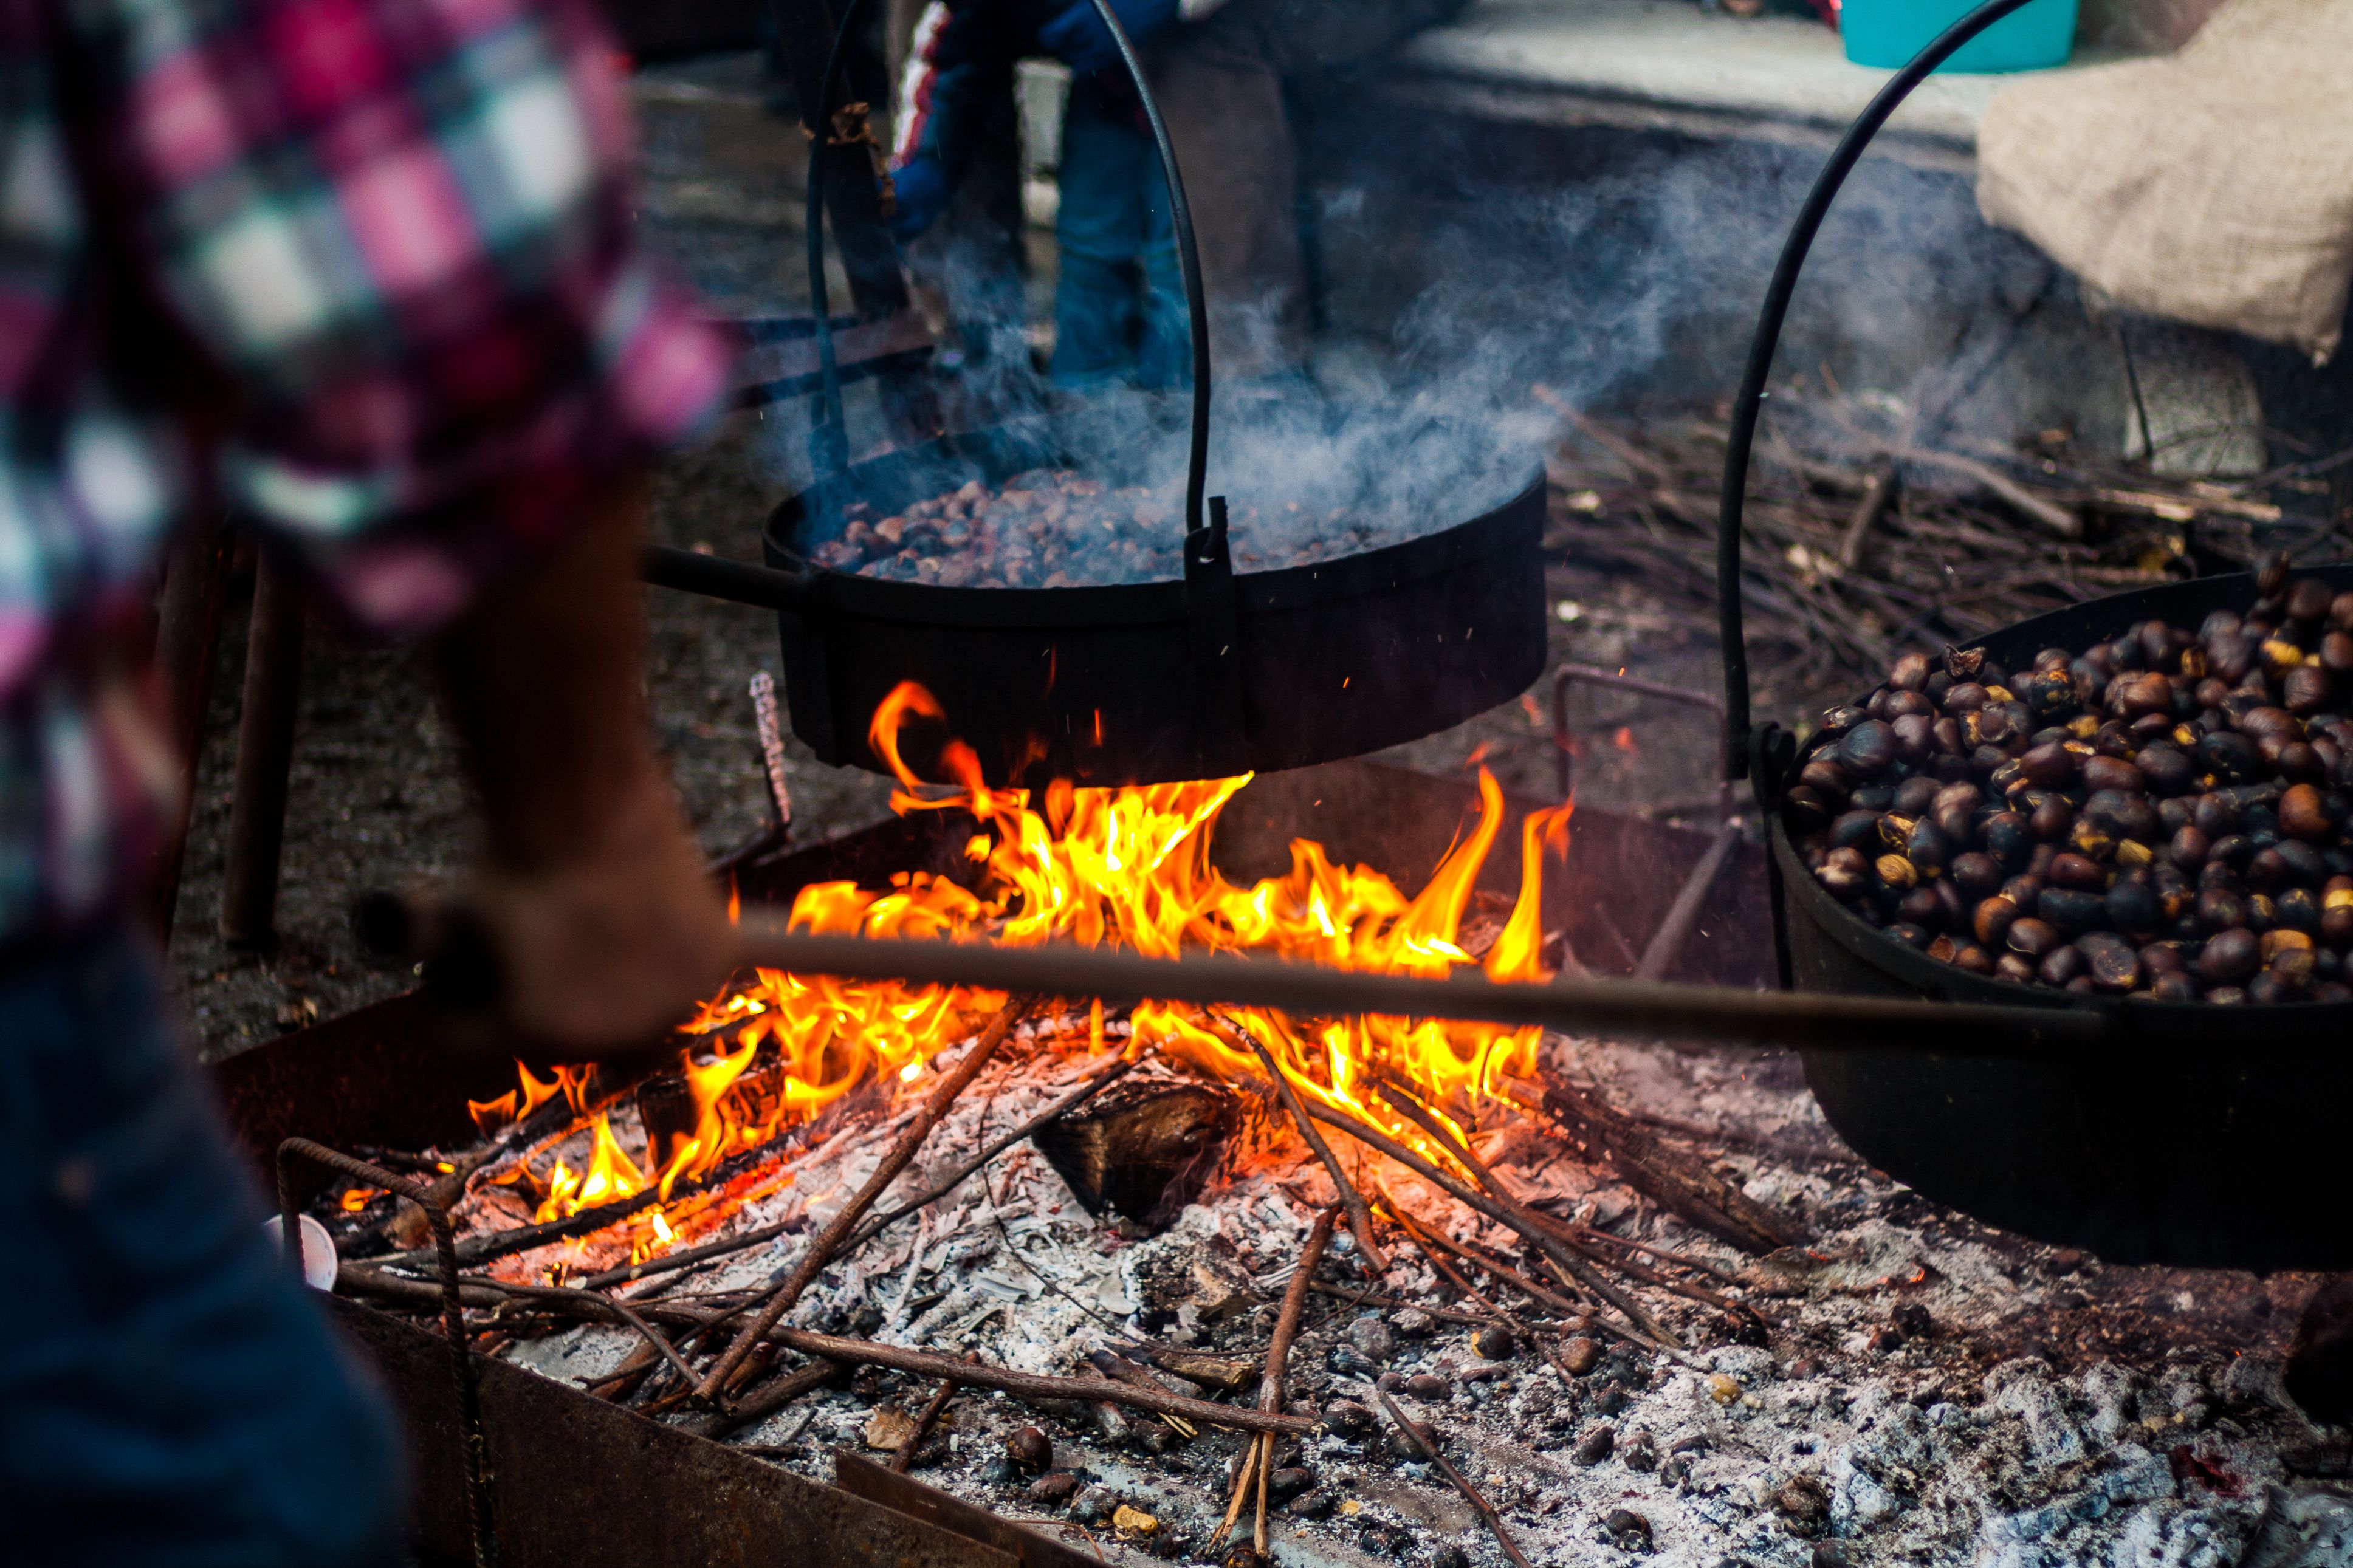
776, 0, 943, 448
220, 548, 304, 948
148, 519, 234, 946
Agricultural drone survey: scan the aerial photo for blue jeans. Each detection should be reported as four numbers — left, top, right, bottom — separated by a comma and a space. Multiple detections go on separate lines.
0, 927, 403, 1566
1051, 82, 1189, 389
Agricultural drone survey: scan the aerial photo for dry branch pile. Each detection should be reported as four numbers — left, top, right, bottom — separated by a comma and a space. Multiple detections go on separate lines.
1540, 387, 2353, 704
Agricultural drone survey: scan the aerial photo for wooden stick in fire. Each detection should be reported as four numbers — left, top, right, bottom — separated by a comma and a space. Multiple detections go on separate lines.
576, 1049, 1137, 1295
765, 1330, 1319, 1436
694, 994, 1036, 1407
1295, 1095, 1683, 1350
1259, 1206, 1336, 1555
1381, 1196, 1582, 1385
1218, 1014, 1387, 1273
1363, 1075, 1699, 1346
1375, 1389, 1536, 1568
338, 1265, 1317, 1436
1369, 1075, 1754, 1323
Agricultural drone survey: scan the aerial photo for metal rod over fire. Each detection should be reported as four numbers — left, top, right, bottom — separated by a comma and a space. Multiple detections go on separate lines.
679, 915, 2127, 1056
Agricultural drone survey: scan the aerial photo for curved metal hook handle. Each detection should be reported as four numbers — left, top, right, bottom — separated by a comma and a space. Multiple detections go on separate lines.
1716, 0, 2039, 779
804, 0, 1215, 544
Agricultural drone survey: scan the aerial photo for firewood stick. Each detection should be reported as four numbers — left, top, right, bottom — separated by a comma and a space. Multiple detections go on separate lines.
1256, 1429, 1272, 1556
695, 995, 1035, 1405
1383, 1197, 1581, 1385
1210, 1434, 1263, 1553
683, 1357, 844, 1441
848, 1050, 1138, 1251
1252, 1207, 1338, 1555
1296, 1097, 1681, 1350
760, 1330, 1317, 1435
600, 1295, 704, 1392
1513, 1205, 1764, 1324
1372, 1077, 1688, 1318
1307, 1281, 1541, 1330
1375, 1390, 1535, 1568
1374, 1081, 1703, 1354
1264, 1207, 1336, 1415
1220, 1015, 1388, 1272
1529, 1071, 1802, 1254
891, 1351, 978, 1473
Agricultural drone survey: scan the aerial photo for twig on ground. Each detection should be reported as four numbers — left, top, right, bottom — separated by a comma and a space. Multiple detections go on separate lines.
1376, 1389, 1535, 1568
684, 1357, 845, 1441
891, 1351, 978, 1473
762, 1330, 1317, 1435
1383, 1197, 1584, 1383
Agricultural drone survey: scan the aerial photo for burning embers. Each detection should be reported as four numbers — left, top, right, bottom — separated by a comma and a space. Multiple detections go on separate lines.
381, 680, 1572, 1272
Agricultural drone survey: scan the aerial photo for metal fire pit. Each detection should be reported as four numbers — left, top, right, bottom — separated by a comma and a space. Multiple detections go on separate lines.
218, 763, 1765, 1563
1716, 0, 2353, 1272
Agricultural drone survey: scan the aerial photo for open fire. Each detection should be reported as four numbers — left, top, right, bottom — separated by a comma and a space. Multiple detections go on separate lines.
288, 728, 2353, 1568
392, 680, 1572, 1269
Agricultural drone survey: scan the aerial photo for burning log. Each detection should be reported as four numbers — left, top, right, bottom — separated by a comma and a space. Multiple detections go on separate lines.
1029, 1079, 1238, 1231
696, 995, 1036, 1405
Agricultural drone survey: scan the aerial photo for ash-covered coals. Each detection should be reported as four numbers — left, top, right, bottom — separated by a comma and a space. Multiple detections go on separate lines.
807, 471, 1388, 589
1784, 559, 2353, 1003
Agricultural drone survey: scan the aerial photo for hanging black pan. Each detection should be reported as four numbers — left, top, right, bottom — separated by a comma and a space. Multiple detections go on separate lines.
1717, 0, 2353, 1272
646, 0, 1544, 789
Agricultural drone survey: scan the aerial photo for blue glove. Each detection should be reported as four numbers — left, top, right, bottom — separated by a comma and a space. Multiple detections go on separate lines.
1035, 0, 1181, 76
887, 156, 953, 242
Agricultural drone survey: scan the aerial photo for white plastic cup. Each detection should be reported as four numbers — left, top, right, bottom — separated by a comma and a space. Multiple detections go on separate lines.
262, 1213, 340, 1292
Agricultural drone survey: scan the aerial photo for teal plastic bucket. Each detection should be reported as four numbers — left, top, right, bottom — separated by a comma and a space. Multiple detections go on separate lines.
1841, 0, 2078, 70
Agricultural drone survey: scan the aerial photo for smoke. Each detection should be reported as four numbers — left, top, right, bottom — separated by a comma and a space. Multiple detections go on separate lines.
760, 115, 2083, 586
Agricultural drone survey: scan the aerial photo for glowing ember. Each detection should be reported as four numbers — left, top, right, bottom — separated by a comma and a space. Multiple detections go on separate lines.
455, 680, 1571, 1262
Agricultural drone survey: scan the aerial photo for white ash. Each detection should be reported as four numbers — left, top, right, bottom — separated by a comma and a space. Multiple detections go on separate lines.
415, 1023, 2352, 1568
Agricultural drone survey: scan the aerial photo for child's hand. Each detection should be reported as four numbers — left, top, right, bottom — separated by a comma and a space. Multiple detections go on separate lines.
889, 156, 953, 241
1036, 0, 1180, 75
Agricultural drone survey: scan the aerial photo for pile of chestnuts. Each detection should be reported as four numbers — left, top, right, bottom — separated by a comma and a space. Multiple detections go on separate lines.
1782, 556, 2353, 1004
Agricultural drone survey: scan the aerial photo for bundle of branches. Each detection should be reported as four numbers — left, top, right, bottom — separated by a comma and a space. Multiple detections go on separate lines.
1538, 386, 2353, 705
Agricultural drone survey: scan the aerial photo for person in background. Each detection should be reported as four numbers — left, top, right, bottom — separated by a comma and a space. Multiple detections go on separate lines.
891, 0, 1189, 389
889, 0, 1473, 386
0, 0, 735, 1557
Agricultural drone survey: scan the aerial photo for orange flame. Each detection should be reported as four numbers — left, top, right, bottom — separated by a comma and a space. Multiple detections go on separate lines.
457, 682, 1575, 1264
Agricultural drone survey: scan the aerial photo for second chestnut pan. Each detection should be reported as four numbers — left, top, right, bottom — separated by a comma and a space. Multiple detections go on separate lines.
1771, 566, 2353, 1273
1716, 0, 2353, 1271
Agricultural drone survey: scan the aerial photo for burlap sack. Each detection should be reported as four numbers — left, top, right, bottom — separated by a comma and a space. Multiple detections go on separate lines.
1976, 0, 2353, 361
